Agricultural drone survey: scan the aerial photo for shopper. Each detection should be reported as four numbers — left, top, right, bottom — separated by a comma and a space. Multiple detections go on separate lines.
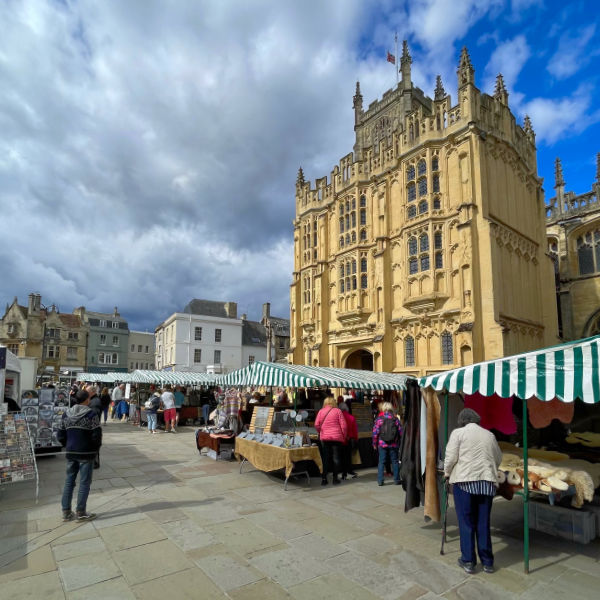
444, 408, 503, 575
372, 402, 402, 486
57, 390, 102, 521
173, 385, 185, 429
161, 385, 176, 433
99, 387, 111, 424
339, 402, 359, 479
111, 383, 123, 419
315, 395, 347, 486
145, 390, 161, 434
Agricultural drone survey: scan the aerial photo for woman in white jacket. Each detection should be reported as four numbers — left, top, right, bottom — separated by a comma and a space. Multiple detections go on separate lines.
444, 408, 502, 575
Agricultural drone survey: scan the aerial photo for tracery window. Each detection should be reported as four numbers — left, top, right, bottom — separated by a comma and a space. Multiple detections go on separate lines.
361, 274, 368, 289
339, 236, 344, 248
577, 230, 600, 275
339, 217, 344, 233
360, 194, 367, 207
407, 183, 416, 202
360, 228, 367, 241
351, 212, 356, 228
352, 260, 357, 274
432, 157, 439, 171
360, 209, 367, 225
417, 160, 427, 176
360, 257, 367, 272
405, 336, 415, 367
408, 237, 418, 255
351, 231, 356, 243
433, 197, 441, 210
352, 276, 357, 290
345, 233, 350, 245
434, 231, 443, 249
418, 178, 427, 196
418, 200, 428, 214
420, 234, 429, 252
407, 165, 415, 181
441, 332, 453, 365
435, 252, 443, 269
352, 198, 356, 209
408, 205, 416, 218
420, 255, 430, 271
409, 258, 418, 274
433, 174, 440, 193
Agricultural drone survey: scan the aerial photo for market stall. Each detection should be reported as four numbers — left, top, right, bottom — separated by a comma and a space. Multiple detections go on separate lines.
419, 333, 600, 573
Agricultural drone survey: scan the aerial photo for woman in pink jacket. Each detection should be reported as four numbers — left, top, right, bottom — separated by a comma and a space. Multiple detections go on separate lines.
315, 395, 348, 486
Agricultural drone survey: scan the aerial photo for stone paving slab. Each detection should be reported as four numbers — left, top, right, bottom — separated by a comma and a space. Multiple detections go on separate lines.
1, 422, 599, 599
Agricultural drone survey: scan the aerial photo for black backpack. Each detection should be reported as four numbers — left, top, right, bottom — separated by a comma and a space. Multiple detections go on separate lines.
379, 416, 399, 444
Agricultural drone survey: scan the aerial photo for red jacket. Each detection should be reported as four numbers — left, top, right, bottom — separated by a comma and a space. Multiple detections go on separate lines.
342, 411, 358, 443
315, 407, 347, 442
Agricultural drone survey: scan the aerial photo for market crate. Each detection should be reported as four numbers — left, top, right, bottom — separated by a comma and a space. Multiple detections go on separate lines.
529, 500, 597, 544
206, 448, 233, 461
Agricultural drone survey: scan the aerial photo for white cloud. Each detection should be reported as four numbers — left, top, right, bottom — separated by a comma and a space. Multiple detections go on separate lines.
547, 25, 596, 79
520, 85, 600, 144
483, 34, 531, 94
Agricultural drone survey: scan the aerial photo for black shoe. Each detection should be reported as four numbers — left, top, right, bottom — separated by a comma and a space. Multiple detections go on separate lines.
378, 481, 384, 486
62, 510, 74, 522
332, 478, 341, 485
457, 559, 475, 574
321, 479, 328, 486
76, 512, 97, 521
482, 565, 494, 574
394, 480, 401, 485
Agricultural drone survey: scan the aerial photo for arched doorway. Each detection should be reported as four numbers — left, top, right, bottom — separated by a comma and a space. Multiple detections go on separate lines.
345, 349, 374, 371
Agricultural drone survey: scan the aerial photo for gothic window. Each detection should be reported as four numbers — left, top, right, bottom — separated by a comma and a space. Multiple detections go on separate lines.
352, 260, 357, 274
361, 274, 368, 289
346, 262, 351, 276
435, 252, 443, 269
351, 212, 356, 228
361, 257, 367, 272
408, 237, 418, 255
409, 257, 418, 274
434, 231, 443, 249
345, 276, 350, 291
408, 205, 416, 218
418, 178, 427, 196
352, 197, 356, 209
313, 249, 317, 260
360, 228, 367, 241
351, 231, 356, 243
339, 217, 344, 233
360, 194, 367, 207
346, 233, 350, 245
407, 165, 415, 181
340, 279, 345, 293
433, 174, 440, 193
417, 160, 427, 176
418, 200, 428, 214
405, 336, 415, 367
420, 234, 429, 252
339, 203, 344, 215
420, 255, 430, 271
432, 157, 439, 171
313, 233, 317, 246
577, 235, 595, 275
345, 214, 350, 229
339, 236, 344, 248
345, 200, 350, 212
352, 276, 357, 290
433, 197, 441, 210
407, 182, 416, 202
360, 209, 366, 225
441, 332, 453, 365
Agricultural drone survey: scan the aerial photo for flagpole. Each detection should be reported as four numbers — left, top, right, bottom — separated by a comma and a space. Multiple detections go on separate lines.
395, 32, 399, 84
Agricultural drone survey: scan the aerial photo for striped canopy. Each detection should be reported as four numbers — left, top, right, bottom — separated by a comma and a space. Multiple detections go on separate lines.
218, 361, 412, 391
78, 370, 218, 386
419, 334, 600, 403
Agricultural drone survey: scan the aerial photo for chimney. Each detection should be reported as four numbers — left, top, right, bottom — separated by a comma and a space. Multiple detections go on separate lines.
113, 307, 120, 317
224, 302, 237, 319
241, 313, 247, 320
28, 293, 35, 313
262, 302, 271, 322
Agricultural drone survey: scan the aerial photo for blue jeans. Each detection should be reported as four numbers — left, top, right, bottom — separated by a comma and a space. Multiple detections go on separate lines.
453, 485, 494, 567
378, 446, 400, 484
147, 413, 157, 431
61, 458, 94, 514
202, 404, 210, 423
102, 406, 109, 423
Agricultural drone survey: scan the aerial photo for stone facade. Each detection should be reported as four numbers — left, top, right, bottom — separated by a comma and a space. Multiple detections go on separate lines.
127, 331, 155, 371
261, 302, 291, 363
546, 154, 600, 340
0, 294, 87, 376
289, 44, 559, 376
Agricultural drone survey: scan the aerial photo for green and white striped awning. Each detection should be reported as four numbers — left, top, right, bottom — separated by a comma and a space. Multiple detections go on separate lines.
419, 334, 600, 403
218, 361, 412, 391
79, 370, 218, 386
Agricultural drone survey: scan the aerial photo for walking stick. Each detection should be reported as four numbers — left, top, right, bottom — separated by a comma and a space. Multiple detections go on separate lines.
440, 477, 449, 555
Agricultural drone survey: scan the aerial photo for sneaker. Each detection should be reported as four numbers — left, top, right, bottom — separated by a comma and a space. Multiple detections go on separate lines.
378, 481, 384, 486
482, 565, 495, 574
457, 558, 475, 574
76, 512, 97, 521
62, 510, 74, 521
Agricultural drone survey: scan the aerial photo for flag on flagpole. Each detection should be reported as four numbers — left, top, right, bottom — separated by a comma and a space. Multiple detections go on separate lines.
387, 51, 395, 64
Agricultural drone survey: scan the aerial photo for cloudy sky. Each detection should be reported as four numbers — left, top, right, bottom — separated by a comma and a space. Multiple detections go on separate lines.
1, 0, 598, 331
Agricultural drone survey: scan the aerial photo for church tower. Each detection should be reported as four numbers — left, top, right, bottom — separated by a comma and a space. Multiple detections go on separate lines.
289, 46, 558, 374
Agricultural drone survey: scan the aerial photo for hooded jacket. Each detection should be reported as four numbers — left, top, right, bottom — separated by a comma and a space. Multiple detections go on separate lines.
56, 404, 102, 460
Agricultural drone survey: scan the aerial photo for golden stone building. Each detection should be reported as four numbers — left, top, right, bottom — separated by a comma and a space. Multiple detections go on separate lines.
546, 155, 600, 340
289, 44, 558, 376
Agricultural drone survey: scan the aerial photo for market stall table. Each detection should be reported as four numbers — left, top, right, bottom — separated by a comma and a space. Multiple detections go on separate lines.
234, 437, 323, 490
196, 430, 235, 455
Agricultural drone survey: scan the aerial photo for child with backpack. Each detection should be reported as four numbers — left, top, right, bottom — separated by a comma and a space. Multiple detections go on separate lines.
372, 402, 403, 486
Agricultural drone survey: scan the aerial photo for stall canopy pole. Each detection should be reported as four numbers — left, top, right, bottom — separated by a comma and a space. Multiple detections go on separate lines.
522, 397, 530, 574
441, 391, 449, 539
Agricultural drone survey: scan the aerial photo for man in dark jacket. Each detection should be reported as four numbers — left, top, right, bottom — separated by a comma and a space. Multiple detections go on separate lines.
86, 386, 103, 469
57, 390, 102, 521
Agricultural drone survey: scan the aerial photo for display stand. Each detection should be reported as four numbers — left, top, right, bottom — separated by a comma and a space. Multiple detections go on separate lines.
21, 389, 66, 456
249, 406, 274, 433
0, 408, 39, 502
